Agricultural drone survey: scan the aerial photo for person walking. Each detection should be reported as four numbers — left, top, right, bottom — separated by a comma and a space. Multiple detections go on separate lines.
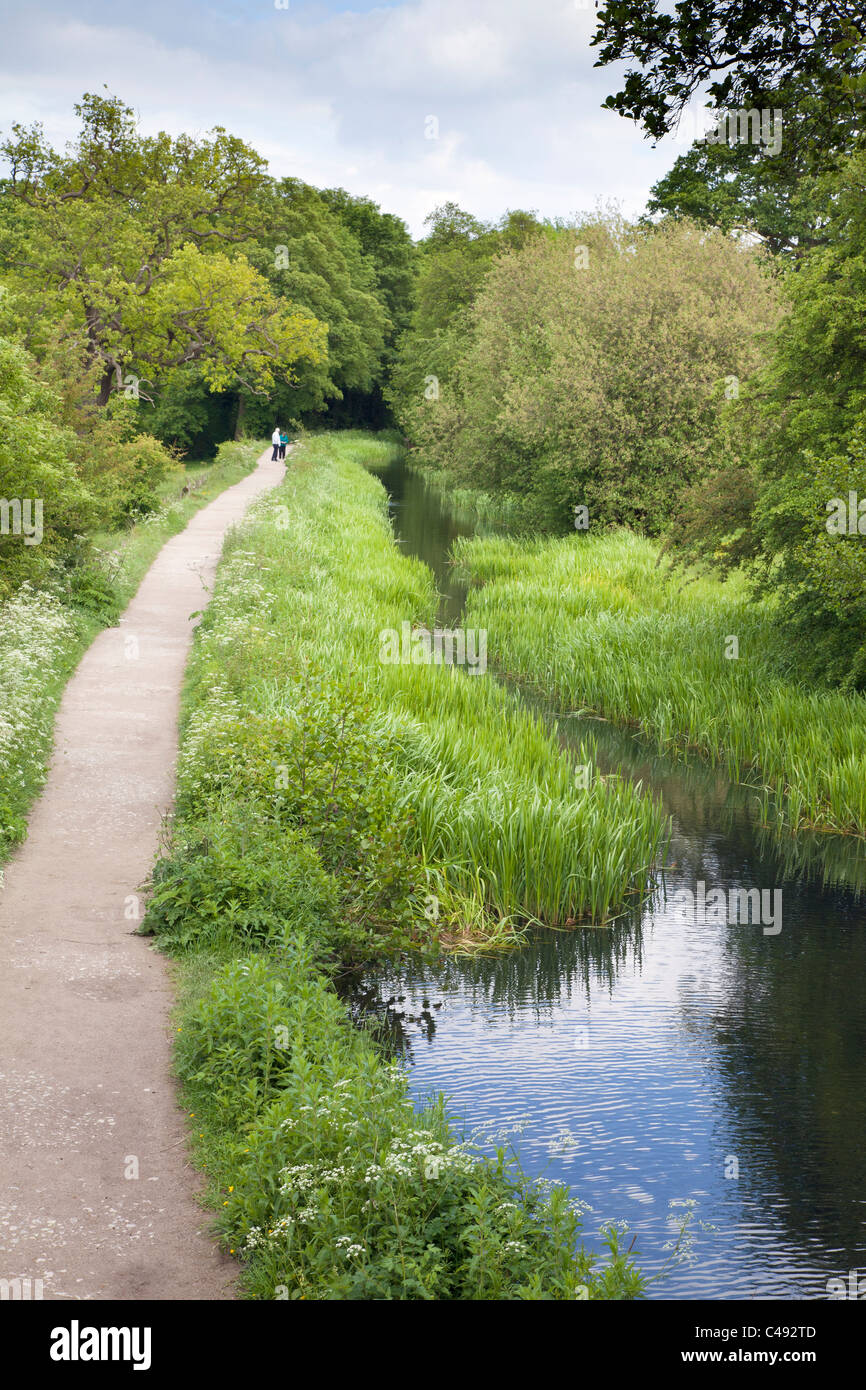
271, 426, 281, 462
279, 429, 288, 461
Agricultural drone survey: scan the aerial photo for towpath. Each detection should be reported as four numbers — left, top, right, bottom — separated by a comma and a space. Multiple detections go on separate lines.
0, 446, 283, 1300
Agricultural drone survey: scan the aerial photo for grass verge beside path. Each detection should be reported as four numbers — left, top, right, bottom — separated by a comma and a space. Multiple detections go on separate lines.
0, 439, 266, 863
456, 529, 866, 839
144, 429, 656, 1299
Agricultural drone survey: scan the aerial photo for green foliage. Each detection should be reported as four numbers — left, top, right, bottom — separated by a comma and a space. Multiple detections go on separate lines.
395, 213, 779, 533
64, 561, 122, 624
240, 178, 387, 423
591, 1, 866, 149
0, 333, 94, 594
83, 429, 177, 525
664, 149, 866, 688
386, 203, 547, 431
750, 436, 866, 689
139, 370, 237, 456
176, 686, 424, 959
318, 187, 417, 349
646, 123, 835, 261
147, 814, 340, 954
0, 93, 326, 407
596, 4, 866, 268
458, 528, 866, 837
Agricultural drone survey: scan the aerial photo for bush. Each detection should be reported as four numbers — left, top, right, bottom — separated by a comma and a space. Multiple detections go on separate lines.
176, 676, 426, 957
212, 438, 268, 471
63, 560, 123, 623
147, 814, 340, 954
0, 334, 95, 596
80, 423, 177, 525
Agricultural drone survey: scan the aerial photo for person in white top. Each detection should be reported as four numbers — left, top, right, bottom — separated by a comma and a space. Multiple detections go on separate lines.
271, 427, 281, 461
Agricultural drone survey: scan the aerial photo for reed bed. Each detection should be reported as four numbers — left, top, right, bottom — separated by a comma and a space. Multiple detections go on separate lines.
179, 437, 668, 937
456, 530, 866, 838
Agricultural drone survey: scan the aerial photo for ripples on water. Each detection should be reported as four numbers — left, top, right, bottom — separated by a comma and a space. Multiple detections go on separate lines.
356, 458, 866, 1300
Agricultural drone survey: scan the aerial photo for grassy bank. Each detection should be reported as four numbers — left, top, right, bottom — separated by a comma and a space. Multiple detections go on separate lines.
0, 439, 266, 863
160, 431, 667, 944
457, 529, 866, 838
145, 430, 658, 1298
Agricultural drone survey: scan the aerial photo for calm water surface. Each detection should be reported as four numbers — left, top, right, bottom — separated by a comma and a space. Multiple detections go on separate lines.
358, 458, 866, 1300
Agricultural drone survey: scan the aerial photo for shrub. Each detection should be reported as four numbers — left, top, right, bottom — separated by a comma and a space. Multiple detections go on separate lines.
0, 334, 94, 596
175, 679, 425, 957
146, 813, 341, 954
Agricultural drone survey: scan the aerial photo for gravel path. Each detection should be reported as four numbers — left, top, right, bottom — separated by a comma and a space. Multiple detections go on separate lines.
0, 446, 284, 1301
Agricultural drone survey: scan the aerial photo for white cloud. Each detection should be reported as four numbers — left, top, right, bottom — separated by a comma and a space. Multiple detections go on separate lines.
0, 0, 679, 236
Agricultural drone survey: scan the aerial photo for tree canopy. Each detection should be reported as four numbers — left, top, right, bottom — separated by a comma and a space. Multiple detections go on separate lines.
592, 1, 866, 147
0, 92, 326, 406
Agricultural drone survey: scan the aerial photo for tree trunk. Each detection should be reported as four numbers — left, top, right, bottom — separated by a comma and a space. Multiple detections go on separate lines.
234, 391, 246, 440
97, 366, 115, 407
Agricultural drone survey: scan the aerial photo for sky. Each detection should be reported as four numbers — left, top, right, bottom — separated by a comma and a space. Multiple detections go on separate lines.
0, 0, 687, 237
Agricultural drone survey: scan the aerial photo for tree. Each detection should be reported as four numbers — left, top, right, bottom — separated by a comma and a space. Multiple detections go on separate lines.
318, 188, 417, 347
400, 214, 779, 532
387, 204, 546, 430
592, 1, 866, 148
0, 92, 326, 406
664, 150, 866, 688
645, 69, 856, 259
237, 177, 388, 429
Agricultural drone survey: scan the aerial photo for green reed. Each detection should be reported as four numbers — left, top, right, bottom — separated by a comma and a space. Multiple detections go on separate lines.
184, 437, 668, 936
456, 529, 866, 838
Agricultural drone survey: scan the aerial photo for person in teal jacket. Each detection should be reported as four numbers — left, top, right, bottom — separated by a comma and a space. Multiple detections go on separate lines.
279, 430, 289, 461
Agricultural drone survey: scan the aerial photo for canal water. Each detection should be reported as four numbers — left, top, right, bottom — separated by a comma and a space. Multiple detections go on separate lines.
361, 456, 866, 1300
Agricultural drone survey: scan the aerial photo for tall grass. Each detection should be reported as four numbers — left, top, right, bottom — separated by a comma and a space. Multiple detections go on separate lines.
313, 428, 405, 476
456, 529, 866, 838
399, 457, 529, 529
177, 436, 668, 936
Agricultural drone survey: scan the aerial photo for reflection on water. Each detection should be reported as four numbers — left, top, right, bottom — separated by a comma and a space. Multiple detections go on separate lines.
373, 455, 506, 625
359, 455, 866, 1300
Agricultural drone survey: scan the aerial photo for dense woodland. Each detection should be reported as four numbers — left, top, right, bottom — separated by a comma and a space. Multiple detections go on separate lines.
1, 4, 865, 689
